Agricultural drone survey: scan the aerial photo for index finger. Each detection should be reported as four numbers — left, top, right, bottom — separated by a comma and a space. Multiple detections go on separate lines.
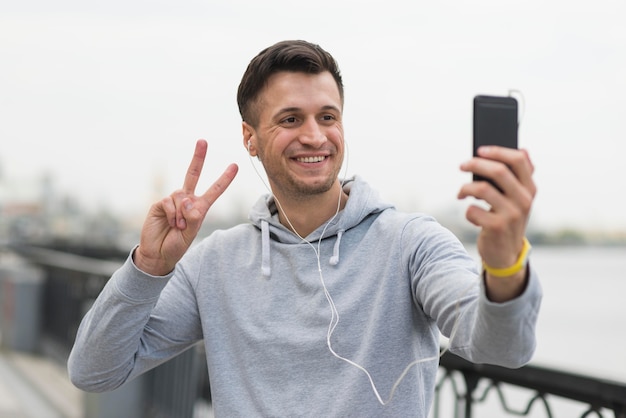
182, 139, 208, 194
477, 146, 535, 191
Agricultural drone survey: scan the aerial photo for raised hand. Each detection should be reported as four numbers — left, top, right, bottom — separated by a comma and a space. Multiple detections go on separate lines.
458, 146, 536, 300
134, 139, 238, 276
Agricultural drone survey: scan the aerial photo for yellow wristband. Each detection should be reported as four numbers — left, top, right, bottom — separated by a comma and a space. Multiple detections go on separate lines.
482, 238, 531, 278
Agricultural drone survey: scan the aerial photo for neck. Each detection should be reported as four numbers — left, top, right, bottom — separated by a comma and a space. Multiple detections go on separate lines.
273, 182, 348, 238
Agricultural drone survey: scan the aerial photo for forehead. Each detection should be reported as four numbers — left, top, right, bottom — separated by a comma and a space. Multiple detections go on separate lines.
259, 71, 342, 112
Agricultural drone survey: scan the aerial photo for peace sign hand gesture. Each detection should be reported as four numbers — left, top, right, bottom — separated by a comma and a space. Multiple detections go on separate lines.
134, 140, 239, 276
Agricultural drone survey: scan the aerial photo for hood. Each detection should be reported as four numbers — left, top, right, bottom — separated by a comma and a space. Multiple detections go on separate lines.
247, 176, 395, 276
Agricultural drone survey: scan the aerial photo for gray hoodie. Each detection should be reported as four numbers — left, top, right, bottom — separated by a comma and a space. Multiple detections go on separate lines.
68, 176, 542, 417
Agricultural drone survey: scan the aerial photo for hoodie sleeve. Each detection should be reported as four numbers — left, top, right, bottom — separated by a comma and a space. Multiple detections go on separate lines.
67, 247, 203, 392
405, 216, 542, 368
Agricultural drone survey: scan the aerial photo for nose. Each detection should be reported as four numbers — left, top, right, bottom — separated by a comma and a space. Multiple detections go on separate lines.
298, 117, 326, 147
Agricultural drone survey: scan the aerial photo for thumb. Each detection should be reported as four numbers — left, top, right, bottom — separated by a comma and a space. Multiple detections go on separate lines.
180, 197, 207, 233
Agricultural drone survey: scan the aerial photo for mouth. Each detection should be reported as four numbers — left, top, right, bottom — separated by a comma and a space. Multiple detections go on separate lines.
295, 155, 327, 163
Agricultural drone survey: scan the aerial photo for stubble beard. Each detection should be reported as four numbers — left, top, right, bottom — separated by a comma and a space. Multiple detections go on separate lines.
274, 168, 340, 202
265, 156, 343, 202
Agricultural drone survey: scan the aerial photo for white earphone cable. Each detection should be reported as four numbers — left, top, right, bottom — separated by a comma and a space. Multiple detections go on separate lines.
247, 139, 471, 405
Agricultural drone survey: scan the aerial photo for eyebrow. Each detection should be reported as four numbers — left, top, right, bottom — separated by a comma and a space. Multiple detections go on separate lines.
274, 105, 342, 117
320, 105, 342, 113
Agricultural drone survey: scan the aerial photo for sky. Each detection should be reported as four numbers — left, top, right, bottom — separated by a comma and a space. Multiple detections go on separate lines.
1, 0, 625, 232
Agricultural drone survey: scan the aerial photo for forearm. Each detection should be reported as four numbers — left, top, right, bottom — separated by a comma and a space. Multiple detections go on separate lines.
68, 252, 171, 392
482, 235, 532, 302
452, 266, 542, 368
484, 266, 529, 302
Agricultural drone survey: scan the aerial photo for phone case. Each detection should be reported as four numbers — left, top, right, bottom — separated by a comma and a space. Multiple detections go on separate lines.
473, 95, 518, 187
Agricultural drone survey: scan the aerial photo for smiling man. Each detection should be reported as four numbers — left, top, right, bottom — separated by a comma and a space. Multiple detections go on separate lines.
242, 70, 348, 236
68, 40, 542, 417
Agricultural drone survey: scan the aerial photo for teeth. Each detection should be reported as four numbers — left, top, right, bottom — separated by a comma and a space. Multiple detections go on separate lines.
296, 156, 326, 163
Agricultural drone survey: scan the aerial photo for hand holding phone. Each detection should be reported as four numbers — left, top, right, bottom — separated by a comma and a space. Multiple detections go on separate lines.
461, 94, 536, 299
473, 95, 518, 190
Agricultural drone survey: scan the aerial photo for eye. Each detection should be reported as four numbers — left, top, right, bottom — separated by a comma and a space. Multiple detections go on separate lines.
320, 113, 338, 125
281, 116, 298, 125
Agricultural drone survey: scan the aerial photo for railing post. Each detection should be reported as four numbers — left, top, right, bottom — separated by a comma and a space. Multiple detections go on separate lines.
461, 370, 480, 418
0, 261, 44, 353
83, 373, 147, 418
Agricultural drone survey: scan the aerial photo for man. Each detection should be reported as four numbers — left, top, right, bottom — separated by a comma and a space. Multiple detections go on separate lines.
68, 40, 541, 417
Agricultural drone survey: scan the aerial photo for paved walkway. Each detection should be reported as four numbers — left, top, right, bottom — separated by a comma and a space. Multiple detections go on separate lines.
0, 349, 82, 418
0, 350, 215, 418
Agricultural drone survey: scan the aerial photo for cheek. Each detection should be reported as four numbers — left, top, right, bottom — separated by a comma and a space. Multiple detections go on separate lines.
329, 127, 345, 147
259, 133, 288, 158
279, 129, 303, 147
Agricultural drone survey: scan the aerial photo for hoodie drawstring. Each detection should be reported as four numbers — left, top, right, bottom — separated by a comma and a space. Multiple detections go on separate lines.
261, 220, 271, 277
260, 222, 344, 276
329, 229, 344, 266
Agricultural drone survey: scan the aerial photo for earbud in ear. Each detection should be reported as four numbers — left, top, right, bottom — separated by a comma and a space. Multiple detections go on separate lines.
247, 139, 260, 160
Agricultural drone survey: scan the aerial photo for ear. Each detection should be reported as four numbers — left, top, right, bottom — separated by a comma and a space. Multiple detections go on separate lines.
242, 121, 257, 156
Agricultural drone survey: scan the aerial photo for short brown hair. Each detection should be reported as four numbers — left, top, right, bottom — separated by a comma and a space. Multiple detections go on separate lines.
237, 40, 344, 127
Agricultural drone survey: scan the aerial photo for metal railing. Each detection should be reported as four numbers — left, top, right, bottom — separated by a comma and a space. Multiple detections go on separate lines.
435, 351, 626, 418
7, 243, 123, 361
4, 242, 203, 418
5, 242, 626, 418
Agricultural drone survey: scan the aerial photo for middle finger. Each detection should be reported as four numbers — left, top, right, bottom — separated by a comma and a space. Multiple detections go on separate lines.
182, 139, 208, 194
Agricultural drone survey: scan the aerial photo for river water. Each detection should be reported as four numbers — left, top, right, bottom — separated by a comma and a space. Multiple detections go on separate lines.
522, 245, 625, 381
435, 245, 626, 417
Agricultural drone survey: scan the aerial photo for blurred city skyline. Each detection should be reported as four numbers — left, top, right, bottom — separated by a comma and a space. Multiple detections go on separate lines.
2, 0, 625, 233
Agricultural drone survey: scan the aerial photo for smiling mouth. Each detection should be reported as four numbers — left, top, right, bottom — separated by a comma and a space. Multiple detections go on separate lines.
295, 156, 327, 163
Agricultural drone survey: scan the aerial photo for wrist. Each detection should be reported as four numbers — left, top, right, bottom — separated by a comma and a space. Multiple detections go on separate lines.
483, 264, 529, 302
132, 246, 173, 276
482, 237, 531, 278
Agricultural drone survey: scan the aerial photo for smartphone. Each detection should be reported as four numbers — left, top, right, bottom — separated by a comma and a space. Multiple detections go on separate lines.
473, 95, 518, 189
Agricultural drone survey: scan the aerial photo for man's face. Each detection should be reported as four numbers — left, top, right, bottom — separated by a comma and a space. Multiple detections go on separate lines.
245, 71, 345, 202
